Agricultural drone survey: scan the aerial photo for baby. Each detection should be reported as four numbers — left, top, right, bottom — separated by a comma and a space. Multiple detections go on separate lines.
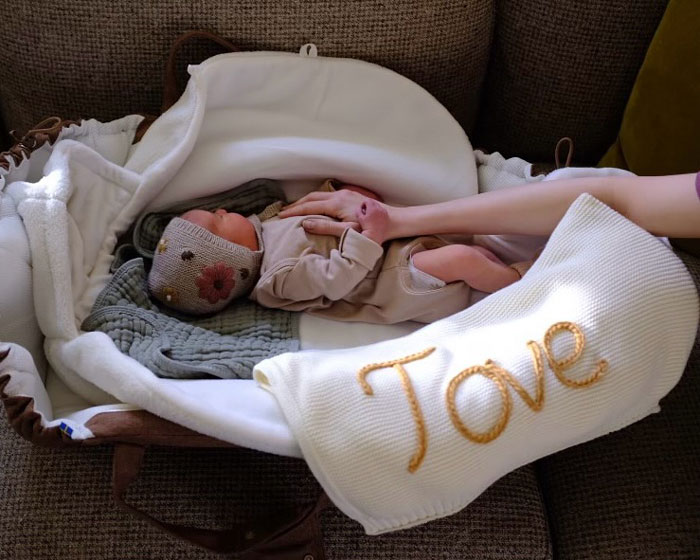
148, 180, 531, 323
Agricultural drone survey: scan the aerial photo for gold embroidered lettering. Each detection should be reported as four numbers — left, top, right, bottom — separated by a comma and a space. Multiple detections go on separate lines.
357, 347, 435, 473
446, 364, 511, 444
543, 322, 608, 388
358, 321, 608, 471
487, 341, 545, 412
447, 344, 546, 445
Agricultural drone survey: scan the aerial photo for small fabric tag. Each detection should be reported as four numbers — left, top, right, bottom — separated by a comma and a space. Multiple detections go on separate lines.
59, 422, 74, 438
299, 43, 318, 57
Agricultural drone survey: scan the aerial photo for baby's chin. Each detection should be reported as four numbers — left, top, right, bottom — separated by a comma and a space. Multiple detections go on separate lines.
235, 234, 259, 251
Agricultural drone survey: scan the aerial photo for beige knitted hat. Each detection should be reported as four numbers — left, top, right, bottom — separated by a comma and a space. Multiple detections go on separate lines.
148, 216, 264, 315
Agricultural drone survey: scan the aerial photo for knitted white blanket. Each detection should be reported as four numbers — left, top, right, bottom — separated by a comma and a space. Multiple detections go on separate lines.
254, 194, 699, 534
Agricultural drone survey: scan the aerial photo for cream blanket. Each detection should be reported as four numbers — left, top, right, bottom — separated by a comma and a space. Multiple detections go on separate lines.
254, 194, 699, 534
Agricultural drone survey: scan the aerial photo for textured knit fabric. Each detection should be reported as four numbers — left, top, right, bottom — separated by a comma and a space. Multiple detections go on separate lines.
538, 249, 700, 560
474, 0, 669, 164
254, 194, 698, 534
81, 258, 299, 379
0, 0, 493, 140
148, 216, 264, 314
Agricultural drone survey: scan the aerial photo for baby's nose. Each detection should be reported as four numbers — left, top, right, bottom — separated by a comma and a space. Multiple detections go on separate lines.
214, 208, 227, 216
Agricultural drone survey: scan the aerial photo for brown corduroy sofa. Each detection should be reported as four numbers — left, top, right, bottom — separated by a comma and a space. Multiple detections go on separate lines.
1, 1, 698, 559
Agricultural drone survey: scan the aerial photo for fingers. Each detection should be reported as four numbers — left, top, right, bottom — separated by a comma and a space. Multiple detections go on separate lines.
279, 200, 336, 218
280, 189, 368, 220
302, 219, 360, 237
280, 192, 335, 217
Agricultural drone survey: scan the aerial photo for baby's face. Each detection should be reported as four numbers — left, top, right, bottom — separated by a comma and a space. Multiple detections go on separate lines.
181, 209, 259, 250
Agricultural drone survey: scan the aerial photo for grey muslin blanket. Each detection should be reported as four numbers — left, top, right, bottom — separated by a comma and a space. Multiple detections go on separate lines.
83, 178, 299, 379
81, 258, 300, 379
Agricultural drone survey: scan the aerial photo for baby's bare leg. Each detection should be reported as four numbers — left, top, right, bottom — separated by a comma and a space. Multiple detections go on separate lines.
412, 244, 519, 293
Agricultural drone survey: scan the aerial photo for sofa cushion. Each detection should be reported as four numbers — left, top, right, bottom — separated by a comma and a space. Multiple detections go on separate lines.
537, 250, 700, 559
473, 0, 669, 165
0, 0, 493, 143
599, 0, 700, 175
0, 424, 552, 559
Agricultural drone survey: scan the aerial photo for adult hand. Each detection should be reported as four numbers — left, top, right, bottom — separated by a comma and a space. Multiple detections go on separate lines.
279, 189, 369, 222
291, 198, 387, 243
280, 189, 390, 242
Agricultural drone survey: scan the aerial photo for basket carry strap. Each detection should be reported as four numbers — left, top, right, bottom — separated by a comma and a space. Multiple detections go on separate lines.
161, 30, 240, 113
0, 116, 78, 170
112, 443, 331, 557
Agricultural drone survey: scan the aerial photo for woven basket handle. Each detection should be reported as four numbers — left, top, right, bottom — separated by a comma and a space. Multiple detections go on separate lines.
161, 30, 241, 113
113, 443, 330, 557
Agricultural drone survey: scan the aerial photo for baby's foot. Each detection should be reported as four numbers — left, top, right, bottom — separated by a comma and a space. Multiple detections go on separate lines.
356, 199, 389, 244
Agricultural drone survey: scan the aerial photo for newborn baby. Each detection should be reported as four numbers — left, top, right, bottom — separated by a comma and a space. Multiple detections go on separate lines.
148, 180, 530, 323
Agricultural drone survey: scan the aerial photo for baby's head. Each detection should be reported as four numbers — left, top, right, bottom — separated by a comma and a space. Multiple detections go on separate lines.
148, 209, 263, 315
179, 209, 259, 250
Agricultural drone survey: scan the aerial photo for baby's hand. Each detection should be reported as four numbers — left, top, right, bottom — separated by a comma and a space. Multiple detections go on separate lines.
356, 199, 389, 245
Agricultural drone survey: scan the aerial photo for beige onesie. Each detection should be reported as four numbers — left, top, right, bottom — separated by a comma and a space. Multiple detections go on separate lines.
250, 212, 471, 324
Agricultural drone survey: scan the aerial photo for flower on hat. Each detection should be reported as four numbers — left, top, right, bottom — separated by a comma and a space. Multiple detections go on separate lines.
195, 262, 236, 304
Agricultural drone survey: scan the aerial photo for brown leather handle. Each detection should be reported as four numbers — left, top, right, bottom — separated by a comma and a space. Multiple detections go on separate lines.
0, 116, 78, 170
161, 30, 241, 113
112, 443, 330, 557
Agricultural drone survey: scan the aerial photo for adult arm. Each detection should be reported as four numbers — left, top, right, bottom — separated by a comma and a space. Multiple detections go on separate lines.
280, 173, 700, 241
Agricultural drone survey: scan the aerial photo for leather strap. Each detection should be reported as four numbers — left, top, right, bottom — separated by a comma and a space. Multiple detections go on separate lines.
112, 443, 330, 557
0, 116, 77, 170
161, 30, 240, 113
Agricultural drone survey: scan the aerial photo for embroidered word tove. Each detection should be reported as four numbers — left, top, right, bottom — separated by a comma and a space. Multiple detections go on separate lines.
358, 321, 608, 473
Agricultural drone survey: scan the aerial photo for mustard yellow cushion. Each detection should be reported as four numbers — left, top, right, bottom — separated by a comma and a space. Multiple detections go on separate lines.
599, 0, 700, 175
